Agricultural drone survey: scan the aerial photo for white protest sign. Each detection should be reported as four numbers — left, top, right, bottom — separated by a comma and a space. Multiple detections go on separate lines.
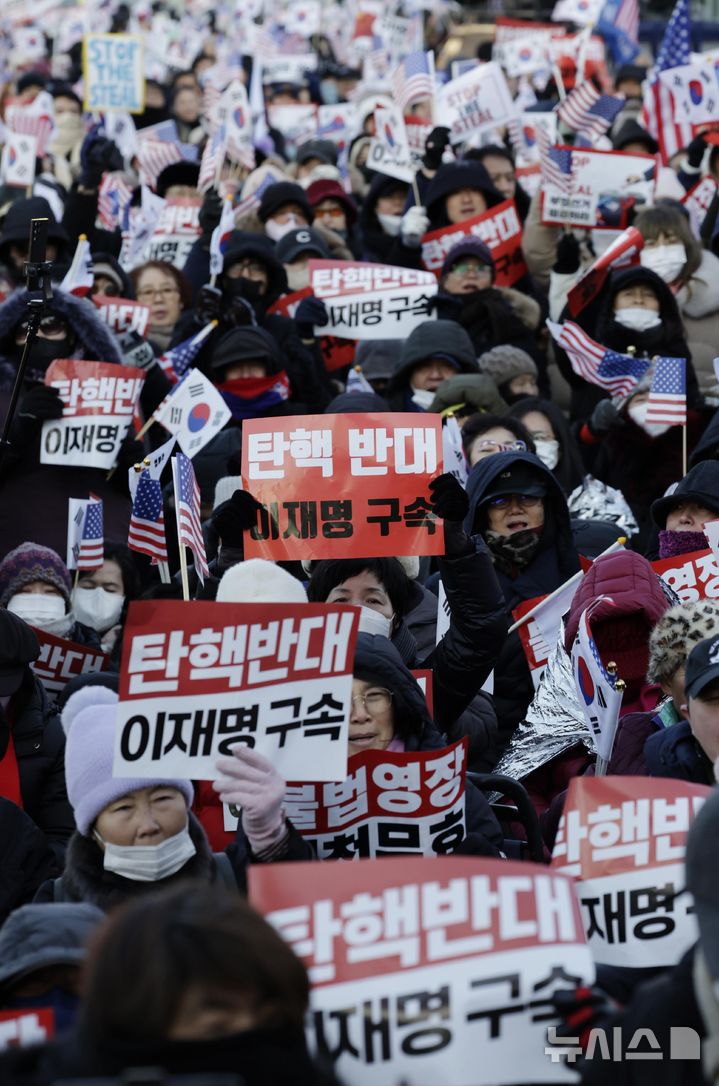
113, 600, 359, 782
251, 856, 595, 1085
366, 106, 414, 183
541, 148, 656, 229
310, 259, 437, 340
267, 104, 318, 148
553, 776, 708, 968
83, 33, 144, 114
153, 369, 231, 458
437, 62, 517, 145
262, 54, 318, 86
144, 197, 202, 269
41, 360, 145, 470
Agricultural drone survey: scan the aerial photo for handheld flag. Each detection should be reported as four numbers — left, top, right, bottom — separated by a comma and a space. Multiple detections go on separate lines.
128, 468, 168, 562
557, 85, 625, 143
567, 226, 644, 316
640, 0, 694, 163
547, 319, 651, 396
73, 497, 104, 571
172, 452, 209, 585
59, 235, 94, 297
157, 322, 219, 384
442, 415, 468, 485
571, 601, 624, 768
645, 357, 687, 427
345, 365, 374, 394
209, 198, 236, 279
391, 51, 434, 112
153, 367, 231, 456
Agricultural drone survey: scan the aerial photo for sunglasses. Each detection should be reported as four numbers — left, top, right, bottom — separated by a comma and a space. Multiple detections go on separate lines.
488, 494, 543, 509
14, 315, 70, 341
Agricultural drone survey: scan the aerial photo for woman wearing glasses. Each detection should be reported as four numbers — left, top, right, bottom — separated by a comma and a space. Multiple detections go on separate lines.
465, 450, 581, 753
213, 632, 505, 870
129, 261, 192, 353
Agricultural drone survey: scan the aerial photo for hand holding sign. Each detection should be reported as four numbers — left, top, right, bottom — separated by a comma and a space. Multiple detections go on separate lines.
214, 746, 286, 854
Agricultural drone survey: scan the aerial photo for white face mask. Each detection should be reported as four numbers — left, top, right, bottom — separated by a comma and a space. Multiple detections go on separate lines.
628, 401, 672, 438
639, 243, 686, 284
534, 438, 560, 470
265, 215, 301, 242
614, 306, 662, 332
286, 264, 310, 292
377, 212, 402, 236
410, 386, 436, 410
7, 592, 68, 632
357, 605, 393, 638
95, 824, 196, 882
71, 585, 125, 633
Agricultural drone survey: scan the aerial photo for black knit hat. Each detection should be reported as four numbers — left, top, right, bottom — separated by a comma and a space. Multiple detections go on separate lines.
156, 161, 201, 197
425, 161, 503, 221
210, 326, 282, 374
0, 196, 69, 248
258, 182, 313, 224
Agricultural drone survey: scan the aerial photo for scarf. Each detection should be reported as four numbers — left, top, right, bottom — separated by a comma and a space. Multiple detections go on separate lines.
658, 528, 708, 559
217, 372, 290, 420
485, 528, 542, 577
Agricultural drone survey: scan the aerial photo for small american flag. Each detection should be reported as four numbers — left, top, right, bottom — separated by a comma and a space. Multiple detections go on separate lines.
172, 453, 209, 583
98, 173, 133, 231
641, 0, 693, 163
391, 51, 434, 113
547, 319, 651, 397
557, 85, 625, 142
199, 127, 227, 193
646, 357, 687, 426
77, 499, 104, 570
6, 91, 55, 157
137, 138, 184, 189
157, 322, 218, 385
537, 123, 574, 194
128, 469, 168, 561
234, 173, 276, 220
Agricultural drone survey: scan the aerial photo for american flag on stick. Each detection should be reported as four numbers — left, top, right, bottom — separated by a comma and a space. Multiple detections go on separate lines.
557, 84, 625, 142
77, 498, 104, 570
547, 319, 651, 397
391, 51, 434, 112
172, 453, 209, 585
640, 0, 694, 163
646, 357, 687, 426
128, 469, 168, 562
537, 125, 574, 194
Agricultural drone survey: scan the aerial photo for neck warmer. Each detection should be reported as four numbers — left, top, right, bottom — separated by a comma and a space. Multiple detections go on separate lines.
658, 528, 708, 560
217, 372, 290, 420
485, 528, 542, 576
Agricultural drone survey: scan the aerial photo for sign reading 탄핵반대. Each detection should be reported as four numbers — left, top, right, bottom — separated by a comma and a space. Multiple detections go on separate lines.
241, 413, 444, 561
113, 600, 359, 783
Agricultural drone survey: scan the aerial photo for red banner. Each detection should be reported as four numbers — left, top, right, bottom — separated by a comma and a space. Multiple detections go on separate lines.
268, 288, 355, 373
652, 548, 719, 603
420, 199, 527, 287
92, 296, 152, 336
31, 628, 109, 696
0, 1010, 54, 1050
241, 412, 444, 561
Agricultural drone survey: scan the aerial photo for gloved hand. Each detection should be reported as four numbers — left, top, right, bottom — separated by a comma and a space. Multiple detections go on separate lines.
224, 294, 255, 327
212, 489, 263, 546
554, 232, 581, 274
588, 397, 622, 436
79, 130, 124, 190
551, 986, 618, 1054
213, 746, 287, 855
195, 284, 223, 324
16, 384, 64, 421
686, 133, 707, 170
198, 188, 224, 245
423, 126, 451, 171
429, 472, 473, 557
294, 295, 329, 340
400, 205, 430, 248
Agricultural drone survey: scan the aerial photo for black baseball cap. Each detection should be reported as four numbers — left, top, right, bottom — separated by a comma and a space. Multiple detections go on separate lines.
685, 636, 719, 700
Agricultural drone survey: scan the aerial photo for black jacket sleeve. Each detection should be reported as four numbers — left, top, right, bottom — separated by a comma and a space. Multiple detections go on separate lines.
456, 780, 504, 856
419, 539, 508, 734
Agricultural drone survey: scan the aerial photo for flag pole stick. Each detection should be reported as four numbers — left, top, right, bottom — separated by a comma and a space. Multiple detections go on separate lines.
507, 536, 627, 634
157, 560, 171, 584
682, 422, 687, 476
411, 173, 422, 208
171, 456, 191, 601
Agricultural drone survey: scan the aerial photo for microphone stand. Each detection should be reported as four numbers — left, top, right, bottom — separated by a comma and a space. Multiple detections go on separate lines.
0, 217, 54, 472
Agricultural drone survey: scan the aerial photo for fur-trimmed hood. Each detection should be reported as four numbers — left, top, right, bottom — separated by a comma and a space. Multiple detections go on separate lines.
0, 288, 122, 389
498, 286, 541, 331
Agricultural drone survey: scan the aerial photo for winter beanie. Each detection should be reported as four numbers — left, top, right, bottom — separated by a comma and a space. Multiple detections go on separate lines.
216, 558, 308, 603
62, 686, 194, 836
213, 476, 243, 510
440, 237, 494, 280
478, 346, 538, 386
0, 542, 72, 608
647, 600, 719, 685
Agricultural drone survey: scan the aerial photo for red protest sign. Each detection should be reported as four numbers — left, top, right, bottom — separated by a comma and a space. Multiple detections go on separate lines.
652, 548, 719, 603
420, 199, 527, 287
250, 855, 593, 1085
268, 288, 355, 373
31, 628, 109, 696
113, 599, 359, 783
410, 667, 433, 715
92, 295, 152, 336
0, 1009, 54, 1050
226, 738, 467, 858
552, 776, 708, 968
241, 413, 444, 561
310, 259, 437, 340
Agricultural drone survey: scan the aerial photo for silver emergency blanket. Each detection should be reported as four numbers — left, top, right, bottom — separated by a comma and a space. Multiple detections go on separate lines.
567, 475, 639, 537
492, 627, 594, 786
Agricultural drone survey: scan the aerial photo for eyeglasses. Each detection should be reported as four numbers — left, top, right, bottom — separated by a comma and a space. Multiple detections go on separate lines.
488, 494, 543, 509
315, 206, 345, 220
450, 261, 492, 276
136, 286, 180, 301
14, 315, 70, 342
477, 439, 527, 453
351, 689, 393, 713
230, 261, 267, 277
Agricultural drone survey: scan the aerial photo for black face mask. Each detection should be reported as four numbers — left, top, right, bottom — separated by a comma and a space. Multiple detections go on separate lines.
17, 335, 77, 380
223, 277, 265, 304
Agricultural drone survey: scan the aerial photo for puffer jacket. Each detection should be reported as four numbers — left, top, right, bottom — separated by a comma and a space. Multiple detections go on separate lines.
3, 668, 74, 863
644, 719, 714, 784
234, 634, 505, 869
464, 450, 581, 747
0, 797, 60, 923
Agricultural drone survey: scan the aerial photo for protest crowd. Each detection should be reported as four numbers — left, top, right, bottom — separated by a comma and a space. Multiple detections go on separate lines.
4, 0, 719, 1082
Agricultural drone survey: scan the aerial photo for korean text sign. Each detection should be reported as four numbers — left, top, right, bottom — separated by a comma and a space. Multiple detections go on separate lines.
652, 548, 719, 603
540, 148, 655, 229
41, 359, 145, 470
242, 413, 444, 561
0, 1010, 54, 1051
309, 260, 437, 340
552, 776, 708, 968
113, 600, 359, 782
420, 200, 527, 288
83, 33, 144, 114
250, 856, 594, 1085
31, 628, 108, 697
225, 739, 468, 859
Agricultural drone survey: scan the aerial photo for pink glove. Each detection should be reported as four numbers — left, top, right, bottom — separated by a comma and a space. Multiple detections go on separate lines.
213, 746, 286, 855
